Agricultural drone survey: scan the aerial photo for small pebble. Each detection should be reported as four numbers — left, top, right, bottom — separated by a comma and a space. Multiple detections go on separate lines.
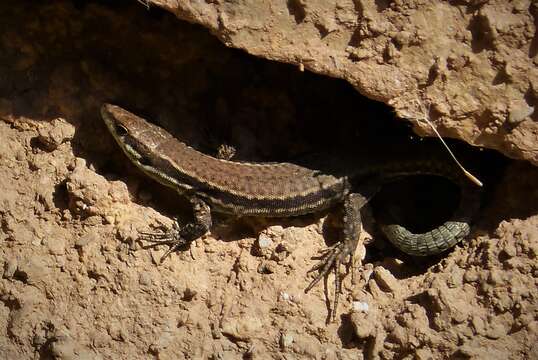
352, 301, 369, 313
3, 258, 18, 279
373, 267, 400, 293
75, 231, 98, 248
47, 237, 67, 256
280, 292, 291, 301
508, 102, 534, 125
139, 272, 152, 286
257, 233, 273, 249
280, 332, 294, 349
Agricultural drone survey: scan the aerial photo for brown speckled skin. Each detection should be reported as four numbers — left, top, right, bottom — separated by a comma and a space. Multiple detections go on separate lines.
101, 103, 481, 319
101, 103, 480, 254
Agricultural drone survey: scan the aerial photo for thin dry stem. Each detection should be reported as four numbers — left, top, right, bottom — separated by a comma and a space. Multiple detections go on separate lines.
412, 99, 483, 187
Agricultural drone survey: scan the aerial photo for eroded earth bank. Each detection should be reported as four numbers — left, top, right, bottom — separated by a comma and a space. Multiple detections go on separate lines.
0, 2, 537, 359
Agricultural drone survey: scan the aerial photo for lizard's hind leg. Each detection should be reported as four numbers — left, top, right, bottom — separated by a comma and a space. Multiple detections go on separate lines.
305, 190, 372, 321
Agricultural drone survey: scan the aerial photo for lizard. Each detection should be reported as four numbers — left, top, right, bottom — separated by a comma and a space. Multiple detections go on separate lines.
100, 103, 481, 320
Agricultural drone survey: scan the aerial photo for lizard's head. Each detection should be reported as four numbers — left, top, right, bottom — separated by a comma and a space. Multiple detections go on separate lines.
101, 103, 150, 137
101, 103, 195, 193
100, 103, 167, 167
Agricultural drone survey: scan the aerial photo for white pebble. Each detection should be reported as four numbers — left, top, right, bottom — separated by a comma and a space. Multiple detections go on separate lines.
352, 301, 369, 313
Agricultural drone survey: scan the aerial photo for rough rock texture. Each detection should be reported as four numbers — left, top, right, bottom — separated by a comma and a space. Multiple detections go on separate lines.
154, 0, 538, 165
0, 1, 537, 359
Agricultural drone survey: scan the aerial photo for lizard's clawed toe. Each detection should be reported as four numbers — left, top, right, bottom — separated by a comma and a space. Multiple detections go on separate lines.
305, 241, 355, 321
139, 227, 188, 263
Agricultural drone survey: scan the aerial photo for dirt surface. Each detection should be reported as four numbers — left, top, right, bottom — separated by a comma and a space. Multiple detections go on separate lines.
155, 0, 538, 165
0, 2, 537, 359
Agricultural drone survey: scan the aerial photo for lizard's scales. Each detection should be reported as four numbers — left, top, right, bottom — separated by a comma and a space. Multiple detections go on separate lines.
101, 103, 481, 257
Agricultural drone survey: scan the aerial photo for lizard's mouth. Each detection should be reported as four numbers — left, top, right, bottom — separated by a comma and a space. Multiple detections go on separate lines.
108, 123, 147, 166
101, 104, 157, 171
122, 142, 144, 164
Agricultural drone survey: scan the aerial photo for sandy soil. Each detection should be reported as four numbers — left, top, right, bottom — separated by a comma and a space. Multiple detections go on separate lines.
0, 2, 537, 359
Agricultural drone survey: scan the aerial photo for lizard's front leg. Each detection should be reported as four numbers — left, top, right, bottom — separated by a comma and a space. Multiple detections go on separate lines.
305, 190, 373, 321
140, 196, 212, 263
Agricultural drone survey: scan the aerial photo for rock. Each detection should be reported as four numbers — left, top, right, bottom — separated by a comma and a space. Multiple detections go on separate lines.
352, 301, 369, 313
75, 231, 99, 248
373, 267, 400, 294
279, 331, 294, 350
3, 257, 18, 279
36, 118, 75, 151
221, 314, 263, 341
157, 0, 538, 165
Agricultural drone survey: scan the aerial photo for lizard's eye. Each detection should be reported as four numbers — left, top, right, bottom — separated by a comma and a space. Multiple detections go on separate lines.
115, 124, 128, 136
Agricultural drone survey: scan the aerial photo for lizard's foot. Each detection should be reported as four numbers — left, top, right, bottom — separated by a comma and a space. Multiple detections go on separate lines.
304, 192, 368, 322
140, 197, 213, 263
304, 240, 355, 321
139, 221, 189, 263
215, 143, 236, 160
